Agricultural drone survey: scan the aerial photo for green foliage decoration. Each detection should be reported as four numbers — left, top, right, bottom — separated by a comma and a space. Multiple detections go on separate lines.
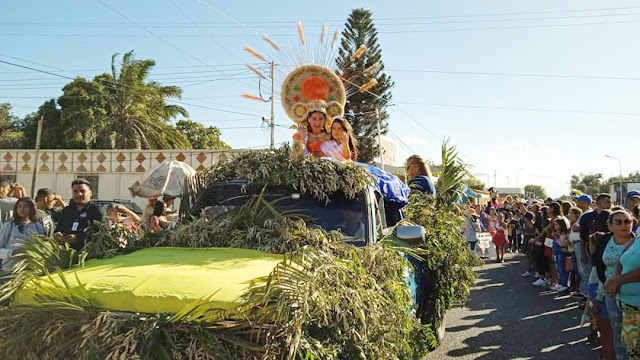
0, 185, 434, 359
202, 146, 373, 204
405, 194, 480, 328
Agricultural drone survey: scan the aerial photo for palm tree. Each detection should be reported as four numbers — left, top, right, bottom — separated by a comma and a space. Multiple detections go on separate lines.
59, 51, 190, 149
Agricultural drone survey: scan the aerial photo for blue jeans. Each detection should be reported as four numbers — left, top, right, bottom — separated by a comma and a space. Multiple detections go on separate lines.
606, 294, 629, 360
553, 242, 568, 287
575, 243, 592, 296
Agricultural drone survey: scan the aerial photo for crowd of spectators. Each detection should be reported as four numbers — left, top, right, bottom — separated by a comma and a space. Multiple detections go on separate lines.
463, 190, 640, 360
0, 178, 178, 273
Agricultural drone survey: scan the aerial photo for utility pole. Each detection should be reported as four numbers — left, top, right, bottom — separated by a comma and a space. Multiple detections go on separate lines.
605, 155, 623, 205
270, 61, 275, 149
494, 170, 497, 187
375, 108, 384, 171
30, 116, 43, 197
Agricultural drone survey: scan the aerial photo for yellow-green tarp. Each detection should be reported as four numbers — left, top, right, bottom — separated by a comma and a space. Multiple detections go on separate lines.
15, 247, 284, 314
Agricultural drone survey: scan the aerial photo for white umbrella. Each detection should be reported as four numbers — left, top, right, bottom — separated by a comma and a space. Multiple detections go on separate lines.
129, 160, 196, 198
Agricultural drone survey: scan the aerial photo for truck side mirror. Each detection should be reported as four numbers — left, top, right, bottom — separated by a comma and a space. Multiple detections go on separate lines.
396, 225, 425, 242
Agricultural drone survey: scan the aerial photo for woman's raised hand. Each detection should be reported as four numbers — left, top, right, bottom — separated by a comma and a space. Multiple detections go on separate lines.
297, 124, 308, 140
338, 130, 348, 144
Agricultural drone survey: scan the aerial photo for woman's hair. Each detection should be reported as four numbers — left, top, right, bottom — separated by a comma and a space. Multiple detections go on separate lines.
305, 111, 327, 133
633, 205, 639, 218
524, 211, 535, 221
330, 118, 359, 161
611, 205, 625, 212
505, 195, 513, 202
568, 207, 583, 219
153, 200, 166, 217
549, 202, 563, 217
406, 155, 433, 178
553, 217, 569, 233
540, 207, 550, 227
561, 201, 572, 217
35, 188, 53, 203
12, 197, 40, 224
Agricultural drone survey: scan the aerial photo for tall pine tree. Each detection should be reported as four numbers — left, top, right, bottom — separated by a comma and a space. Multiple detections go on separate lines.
336, 8, 393, 163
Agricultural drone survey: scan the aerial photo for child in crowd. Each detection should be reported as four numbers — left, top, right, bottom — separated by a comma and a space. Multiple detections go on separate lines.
491, 212, 509, 263
521, 212, 537, 277
553, 217, 571, 292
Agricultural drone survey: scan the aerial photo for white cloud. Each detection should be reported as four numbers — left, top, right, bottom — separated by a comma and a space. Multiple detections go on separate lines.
400, 136, 429, 145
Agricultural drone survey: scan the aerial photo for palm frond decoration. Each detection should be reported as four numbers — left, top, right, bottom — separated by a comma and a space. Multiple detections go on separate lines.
435, 138, 470, 207
201, 146, 372, 206
404, 192, 480, 330
0, 235, 79, 302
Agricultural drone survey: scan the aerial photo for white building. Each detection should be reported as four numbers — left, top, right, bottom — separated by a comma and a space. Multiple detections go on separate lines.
0, 149, 242, 209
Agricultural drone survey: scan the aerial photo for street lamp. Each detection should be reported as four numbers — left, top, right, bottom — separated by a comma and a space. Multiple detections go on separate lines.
605, 155, 623, 205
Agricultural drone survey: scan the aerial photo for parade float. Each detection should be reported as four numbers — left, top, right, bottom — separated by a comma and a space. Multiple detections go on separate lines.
0, 21, 477, 359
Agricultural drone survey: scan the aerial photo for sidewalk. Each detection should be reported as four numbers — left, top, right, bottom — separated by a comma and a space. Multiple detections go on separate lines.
428, 252, 600, 360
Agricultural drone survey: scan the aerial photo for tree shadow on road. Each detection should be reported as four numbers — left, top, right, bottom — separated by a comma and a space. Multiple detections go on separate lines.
437, 256, 601, 360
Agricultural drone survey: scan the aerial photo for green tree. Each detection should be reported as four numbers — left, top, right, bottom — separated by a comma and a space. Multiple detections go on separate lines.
524, 184, 547, 199
465, 174, 486, 192
175, 120, 230, 149
19, 99, 87, 149
570, 173, 604, 196
0, 103, 23, 148
605, 171, 640, 187
21, 51, 191, 150
336, 8, 393, 163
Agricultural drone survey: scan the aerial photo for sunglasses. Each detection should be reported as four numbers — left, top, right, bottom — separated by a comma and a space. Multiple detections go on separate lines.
611, 219, 633, 226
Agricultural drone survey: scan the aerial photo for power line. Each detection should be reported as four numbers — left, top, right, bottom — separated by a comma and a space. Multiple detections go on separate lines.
395, 101, 640, 116
167, 100, 263, 117
4, 16, 640, 38
0, 59, 75, 80
0, 63, 259, 74
386, 69, 640, 81
5, 5, 640, 27
97, 0, 259, 89
386, 128, 418, 154
397, 108, 477, 165
0, 56, 265, 117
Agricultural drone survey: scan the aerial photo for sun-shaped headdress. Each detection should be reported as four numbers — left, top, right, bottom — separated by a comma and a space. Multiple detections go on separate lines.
241, 22, 379, 129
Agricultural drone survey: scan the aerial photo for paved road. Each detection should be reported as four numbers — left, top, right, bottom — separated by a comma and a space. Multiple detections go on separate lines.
429, 252, 601, 360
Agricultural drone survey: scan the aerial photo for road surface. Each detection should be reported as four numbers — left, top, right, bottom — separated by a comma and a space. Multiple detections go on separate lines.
429, 252, 600, 360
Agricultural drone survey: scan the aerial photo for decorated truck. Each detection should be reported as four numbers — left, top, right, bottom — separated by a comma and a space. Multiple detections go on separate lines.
0, 149, 439, 359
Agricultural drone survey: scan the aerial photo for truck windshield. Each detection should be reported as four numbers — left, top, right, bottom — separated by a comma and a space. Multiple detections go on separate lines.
197, 182, 367, 238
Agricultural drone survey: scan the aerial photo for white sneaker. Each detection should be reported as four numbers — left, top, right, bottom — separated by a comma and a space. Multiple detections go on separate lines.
532, 279, 546, 286
550, 284, 560, 291
557, 285, 569, 292
521, 271, 531, 277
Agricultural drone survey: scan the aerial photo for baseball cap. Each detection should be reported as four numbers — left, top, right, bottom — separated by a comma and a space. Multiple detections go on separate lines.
627, 190, 640, 200
574, 194, 593, 205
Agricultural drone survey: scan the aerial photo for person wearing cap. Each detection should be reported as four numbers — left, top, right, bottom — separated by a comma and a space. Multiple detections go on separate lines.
626, 190, 640, 211
462, 207, 482, 251
54, 178, 105, 252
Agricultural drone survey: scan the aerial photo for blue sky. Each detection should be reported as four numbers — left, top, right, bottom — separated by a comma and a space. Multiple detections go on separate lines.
2, 0, 639, 197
